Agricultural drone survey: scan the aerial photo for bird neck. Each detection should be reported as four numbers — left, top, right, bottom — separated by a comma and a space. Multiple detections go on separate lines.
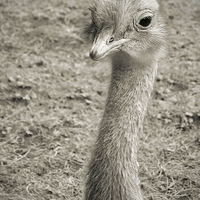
85, 51, 158, 200
99, 51, 157, 199
101, 51, 157, 135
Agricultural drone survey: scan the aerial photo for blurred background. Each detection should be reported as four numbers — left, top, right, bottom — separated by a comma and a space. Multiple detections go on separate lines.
0, 0, 199, 199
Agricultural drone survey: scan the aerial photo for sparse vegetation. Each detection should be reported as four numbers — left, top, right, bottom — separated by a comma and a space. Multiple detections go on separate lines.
0, 0, 199, 199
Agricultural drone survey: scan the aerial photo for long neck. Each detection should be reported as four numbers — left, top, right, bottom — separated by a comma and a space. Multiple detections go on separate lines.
85, 51, 157, 200
103, 52, 157, 133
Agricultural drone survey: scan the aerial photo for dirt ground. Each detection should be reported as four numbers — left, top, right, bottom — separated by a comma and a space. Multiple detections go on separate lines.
0, 0, 200, 199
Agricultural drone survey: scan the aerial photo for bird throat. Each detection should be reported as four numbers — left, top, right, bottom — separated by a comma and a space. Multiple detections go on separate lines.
103, 51, 157, 133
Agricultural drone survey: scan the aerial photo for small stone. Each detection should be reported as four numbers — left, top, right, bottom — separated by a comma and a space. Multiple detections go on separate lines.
188, 118, 193, 124
157, 113, 162, 119
31, 92, 38, 99
185, 112, 193, 117
85, 99, 92, 105
23, 94, 31, 101
165, 88, 171, 94
8, 76, 15, 82
180, 123, 186, 128
17, 81, 24, 87
53, 130, 60, 137
15, 93, 22, 98
156, 74, 163, 81
164, 118, 171, 124
16, 75, 22, 80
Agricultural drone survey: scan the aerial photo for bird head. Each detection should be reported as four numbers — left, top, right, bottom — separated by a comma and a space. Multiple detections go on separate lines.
86, 0, 166, 62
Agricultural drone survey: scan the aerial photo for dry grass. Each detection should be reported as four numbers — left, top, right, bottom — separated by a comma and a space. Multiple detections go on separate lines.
0, 0, 200, 199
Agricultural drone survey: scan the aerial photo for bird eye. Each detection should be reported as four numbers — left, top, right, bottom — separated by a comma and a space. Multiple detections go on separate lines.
109, 37, 114, 43
139, 16, 152, 27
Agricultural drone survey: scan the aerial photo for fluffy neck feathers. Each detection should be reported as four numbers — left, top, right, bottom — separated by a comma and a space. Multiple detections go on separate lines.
85, 51, 157, 200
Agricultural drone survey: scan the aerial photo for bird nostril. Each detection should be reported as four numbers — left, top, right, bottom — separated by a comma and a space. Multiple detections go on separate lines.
109, 37, 114, 43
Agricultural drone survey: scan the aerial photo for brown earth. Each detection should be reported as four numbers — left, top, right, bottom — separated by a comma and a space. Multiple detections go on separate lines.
0, 0, 200, 199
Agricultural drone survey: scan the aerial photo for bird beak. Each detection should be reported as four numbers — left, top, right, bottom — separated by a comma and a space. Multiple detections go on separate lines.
90, 31, 130, 61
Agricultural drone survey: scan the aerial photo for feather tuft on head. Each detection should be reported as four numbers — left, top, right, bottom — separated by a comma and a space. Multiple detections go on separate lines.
84, 0, 134, 41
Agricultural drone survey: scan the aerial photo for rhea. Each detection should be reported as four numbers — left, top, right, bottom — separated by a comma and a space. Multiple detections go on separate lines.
84, 0, 166, 199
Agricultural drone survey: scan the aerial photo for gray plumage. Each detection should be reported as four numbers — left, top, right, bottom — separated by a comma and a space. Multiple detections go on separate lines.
84, 0, 166, 199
